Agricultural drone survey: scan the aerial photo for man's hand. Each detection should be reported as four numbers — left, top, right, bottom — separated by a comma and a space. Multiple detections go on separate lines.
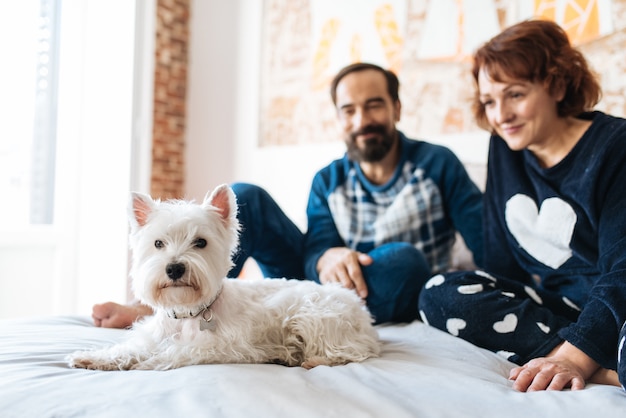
316, 247, 373, 298
92, 302, 153, 329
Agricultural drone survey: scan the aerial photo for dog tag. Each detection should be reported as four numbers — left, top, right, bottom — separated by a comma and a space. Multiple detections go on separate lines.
199, 309, 216, 331
199, 320, 216, 331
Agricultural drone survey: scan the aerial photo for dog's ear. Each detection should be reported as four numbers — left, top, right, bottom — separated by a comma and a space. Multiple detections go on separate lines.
203, 184, 237, 224
129, 192, 156, 228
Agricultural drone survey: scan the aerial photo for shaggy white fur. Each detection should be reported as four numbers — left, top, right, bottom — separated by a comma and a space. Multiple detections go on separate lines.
68, 184, 380, 371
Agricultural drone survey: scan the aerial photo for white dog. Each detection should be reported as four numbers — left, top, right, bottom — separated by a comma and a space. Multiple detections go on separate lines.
68, 184, 380, 371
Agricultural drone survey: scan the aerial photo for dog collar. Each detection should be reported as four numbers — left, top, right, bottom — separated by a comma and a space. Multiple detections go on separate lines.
166, 286, 223, 328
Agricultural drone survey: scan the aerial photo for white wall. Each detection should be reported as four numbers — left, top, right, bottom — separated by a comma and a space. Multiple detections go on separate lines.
187, 0, 347, 230
185, 1, 488, 232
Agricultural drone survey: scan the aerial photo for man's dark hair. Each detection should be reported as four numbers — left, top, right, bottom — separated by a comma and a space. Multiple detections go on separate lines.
330, 63, 400, 105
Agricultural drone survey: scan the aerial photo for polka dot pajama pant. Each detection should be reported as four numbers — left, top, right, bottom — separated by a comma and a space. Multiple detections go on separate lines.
418, 270, 585, 366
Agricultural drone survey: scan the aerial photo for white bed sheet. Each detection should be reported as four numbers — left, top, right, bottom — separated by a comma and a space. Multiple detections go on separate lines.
1, 315, 624, 418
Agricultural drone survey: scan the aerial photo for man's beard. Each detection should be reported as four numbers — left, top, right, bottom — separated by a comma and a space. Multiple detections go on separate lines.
346, 124, 395, 163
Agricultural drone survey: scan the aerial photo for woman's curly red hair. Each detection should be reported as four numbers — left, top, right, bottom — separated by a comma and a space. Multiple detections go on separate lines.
471, 19, 601, 131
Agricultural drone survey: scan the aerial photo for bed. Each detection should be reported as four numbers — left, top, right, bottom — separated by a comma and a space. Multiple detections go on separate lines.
1, 314, 624, 417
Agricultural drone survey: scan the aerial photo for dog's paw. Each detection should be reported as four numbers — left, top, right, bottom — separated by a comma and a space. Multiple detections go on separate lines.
67, 351, 134, 371
68, 354, 113, 371
301, 356, 337, 369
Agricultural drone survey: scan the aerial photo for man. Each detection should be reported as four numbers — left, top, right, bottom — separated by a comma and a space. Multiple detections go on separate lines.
93, 62, 483, 328
302, 63, 483, 322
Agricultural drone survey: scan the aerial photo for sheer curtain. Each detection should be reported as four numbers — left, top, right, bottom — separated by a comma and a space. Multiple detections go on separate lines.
0, 0, 155, 319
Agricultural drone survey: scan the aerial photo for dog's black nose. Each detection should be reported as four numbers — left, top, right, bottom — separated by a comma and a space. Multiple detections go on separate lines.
166, 263, 186, 280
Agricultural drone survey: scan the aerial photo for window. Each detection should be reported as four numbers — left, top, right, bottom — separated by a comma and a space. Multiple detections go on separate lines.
32, 0, 60, 224
0, 0, 60, 226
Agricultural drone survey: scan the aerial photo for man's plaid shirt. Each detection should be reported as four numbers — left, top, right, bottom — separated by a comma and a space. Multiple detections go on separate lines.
304, 132, 483, 281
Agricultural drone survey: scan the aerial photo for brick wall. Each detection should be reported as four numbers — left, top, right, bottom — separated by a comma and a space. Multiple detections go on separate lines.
151, 0, 190, 200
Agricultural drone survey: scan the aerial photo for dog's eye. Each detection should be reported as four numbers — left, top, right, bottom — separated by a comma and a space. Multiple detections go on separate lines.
155, 240, 164, 249
194, 238, 207, 249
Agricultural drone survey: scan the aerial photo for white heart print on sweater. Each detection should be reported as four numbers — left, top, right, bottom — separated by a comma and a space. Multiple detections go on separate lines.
505, 195, 576, 269
493, 313, 518, 333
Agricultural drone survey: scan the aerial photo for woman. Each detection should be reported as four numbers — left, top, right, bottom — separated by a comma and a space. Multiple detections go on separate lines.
419, 19, 626, 392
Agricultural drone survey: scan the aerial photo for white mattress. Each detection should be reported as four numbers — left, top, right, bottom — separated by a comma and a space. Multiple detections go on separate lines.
1, 315, 624, 417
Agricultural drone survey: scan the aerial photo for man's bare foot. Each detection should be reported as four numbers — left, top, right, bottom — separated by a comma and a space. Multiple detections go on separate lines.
92, 302, 153, 328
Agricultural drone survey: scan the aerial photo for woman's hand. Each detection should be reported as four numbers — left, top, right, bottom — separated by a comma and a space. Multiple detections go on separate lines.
510, 356, 587, 391
509, 341, 599, 391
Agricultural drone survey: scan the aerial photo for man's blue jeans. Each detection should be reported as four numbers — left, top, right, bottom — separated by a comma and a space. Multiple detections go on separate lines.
228, 182, 305, 280
228, 182, 432, 324
617, 322, 626, 389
